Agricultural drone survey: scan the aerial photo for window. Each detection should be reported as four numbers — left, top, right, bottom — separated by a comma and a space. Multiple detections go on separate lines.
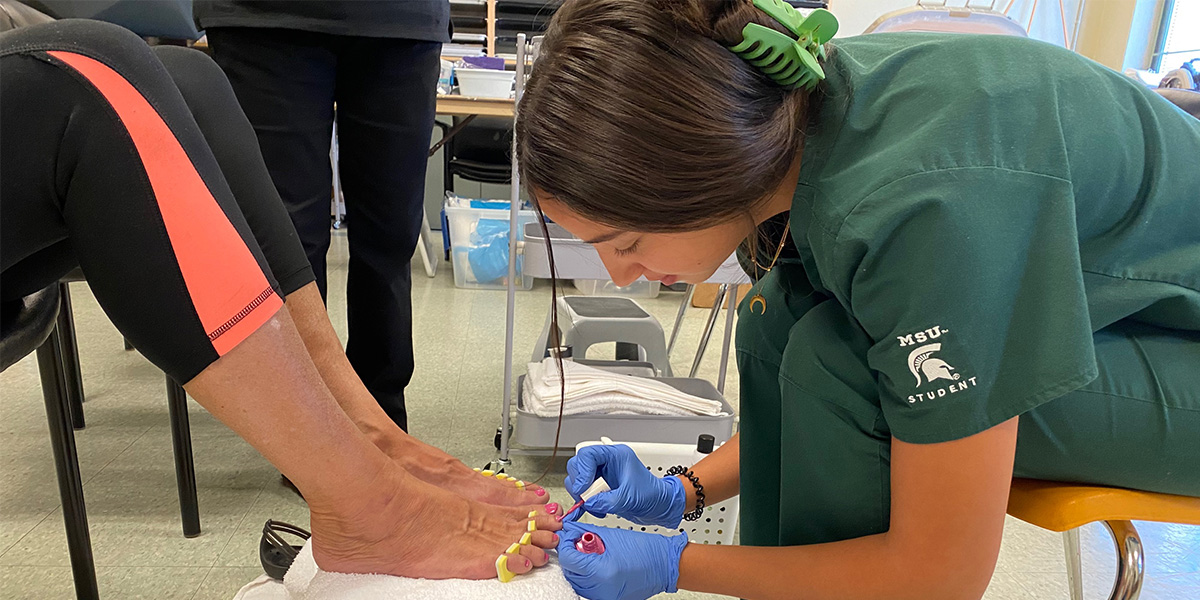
1154, 0, 1199, 72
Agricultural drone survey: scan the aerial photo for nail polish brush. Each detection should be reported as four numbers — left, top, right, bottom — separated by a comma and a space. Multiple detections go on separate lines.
557, 477, 610, 522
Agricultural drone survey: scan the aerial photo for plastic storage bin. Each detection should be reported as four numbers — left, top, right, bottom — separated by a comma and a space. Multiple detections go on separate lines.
576, 439, 740, 546
573, 279, 661, 298
513, 375, 735, 449
455, 68, 515, 98
445, 203, 538, 290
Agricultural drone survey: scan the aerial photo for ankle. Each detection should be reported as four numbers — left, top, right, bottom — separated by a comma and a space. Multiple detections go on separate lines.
303, 444, 400, 513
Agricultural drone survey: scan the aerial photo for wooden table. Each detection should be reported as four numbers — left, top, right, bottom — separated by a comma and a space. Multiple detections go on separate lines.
435, 94, 514, 117
429, 94, 515, 157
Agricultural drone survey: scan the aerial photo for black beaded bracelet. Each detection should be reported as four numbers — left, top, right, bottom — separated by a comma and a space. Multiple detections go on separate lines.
665, 465, 705, 521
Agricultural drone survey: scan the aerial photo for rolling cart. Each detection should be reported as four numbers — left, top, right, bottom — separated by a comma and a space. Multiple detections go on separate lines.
493, 35, 750, 466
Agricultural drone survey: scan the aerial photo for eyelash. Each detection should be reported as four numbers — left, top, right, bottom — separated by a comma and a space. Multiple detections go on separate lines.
613, 241, 640, 256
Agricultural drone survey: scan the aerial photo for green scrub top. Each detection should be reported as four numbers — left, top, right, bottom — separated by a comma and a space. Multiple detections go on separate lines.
736, 33, 1200, 545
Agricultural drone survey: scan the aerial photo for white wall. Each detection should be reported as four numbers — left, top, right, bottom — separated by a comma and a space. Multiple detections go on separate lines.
1122, 0, 1166, 71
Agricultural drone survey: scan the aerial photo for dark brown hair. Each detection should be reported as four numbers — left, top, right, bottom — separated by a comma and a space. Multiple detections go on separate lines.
519, 1, 818, 482
516, 0, 812, 232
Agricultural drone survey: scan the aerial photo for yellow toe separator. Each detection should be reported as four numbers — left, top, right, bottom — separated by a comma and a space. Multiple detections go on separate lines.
528, 511, 538, 518
496, 554, 517, 583
520, 532, 532, 546
515, 480, 526, 490
506, 543, 521, 554
481, 470, 494, 477
528, 520, 537, 532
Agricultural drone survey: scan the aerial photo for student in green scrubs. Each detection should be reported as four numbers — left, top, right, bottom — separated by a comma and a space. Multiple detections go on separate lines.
516, 1, 1200, 599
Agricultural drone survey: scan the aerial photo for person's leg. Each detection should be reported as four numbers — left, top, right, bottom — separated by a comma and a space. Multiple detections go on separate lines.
742, 286, 1200, 550
769, 298, 894, 546
284, 283, 550, 504
334, 36, 442, 430
734, 260, 891, 547
1015, 320, 1200, 496
151, 45, 316, 300
204, 27, 337, 300
1, 20, 557, 578
153, 45, 546, 505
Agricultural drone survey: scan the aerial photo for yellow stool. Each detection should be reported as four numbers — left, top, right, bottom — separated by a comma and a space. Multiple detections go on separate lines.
1007, 479, 1200, 600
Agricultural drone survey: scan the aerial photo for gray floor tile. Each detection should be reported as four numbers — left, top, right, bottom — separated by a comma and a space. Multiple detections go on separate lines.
0, 512, 52, 559
994, 517, 1067, 574
98, 566, 212, 599
0, 565, 210, 599
651, 591, 736, 600
1017, 571, 1071, 599
0, 566, 78, 599
214, 484, 309, 568
983, 572, 1037, 600
0, 505, 230, 568
1142, 572, 1200, 600
194, 567, 270, 600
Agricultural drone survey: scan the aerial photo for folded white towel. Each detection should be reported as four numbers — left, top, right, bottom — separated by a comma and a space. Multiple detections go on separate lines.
523, 358, 726, 417
253, 542, 581, 600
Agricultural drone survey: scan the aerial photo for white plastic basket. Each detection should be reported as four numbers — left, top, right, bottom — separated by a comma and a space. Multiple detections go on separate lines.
455, 68, 515, 99
575, 439, 739, 546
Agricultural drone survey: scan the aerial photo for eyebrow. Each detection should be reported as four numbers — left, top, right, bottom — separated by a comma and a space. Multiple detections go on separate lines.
582, 230, 625, 245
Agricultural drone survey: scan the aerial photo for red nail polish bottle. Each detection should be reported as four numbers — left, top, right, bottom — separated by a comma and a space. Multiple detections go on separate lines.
575, 532, 605, 554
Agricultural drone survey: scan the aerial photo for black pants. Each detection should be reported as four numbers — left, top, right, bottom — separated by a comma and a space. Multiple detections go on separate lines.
206, 28, 442, 430
0, 20, 315, 383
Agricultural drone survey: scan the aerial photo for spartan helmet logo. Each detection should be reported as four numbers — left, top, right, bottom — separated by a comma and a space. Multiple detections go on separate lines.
907, 343, 961, 386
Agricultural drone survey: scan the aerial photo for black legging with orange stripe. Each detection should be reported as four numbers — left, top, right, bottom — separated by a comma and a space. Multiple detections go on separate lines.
1, 20, 315, 383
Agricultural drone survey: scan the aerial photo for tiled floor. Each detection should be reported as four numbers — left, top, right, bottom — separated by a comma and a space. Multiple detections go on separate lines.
2, 232, 1197, 599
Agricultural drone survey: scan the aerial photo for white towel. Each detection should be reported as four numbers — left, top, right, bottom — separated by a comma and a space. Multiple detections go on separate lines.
523, 358, 726, 417
237, 542, 581, 600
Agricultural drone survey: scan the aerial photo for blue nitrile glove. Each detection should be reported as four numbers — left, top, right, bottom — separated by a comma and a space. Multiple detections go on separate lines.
467, 234, 510, 284
564, 444, 686, 527
557, 521, 688, 600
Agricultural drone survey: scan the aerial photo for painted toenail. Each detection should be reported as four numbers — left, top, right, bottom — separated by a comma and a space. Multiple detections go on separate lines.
535, 489, 546, 497
546, 503, 560, 514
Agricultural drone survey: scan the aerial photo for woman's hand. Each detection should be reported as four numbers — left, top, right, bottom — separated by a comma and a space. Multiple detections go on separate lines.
565, 444, 685, 527
557, 522, 688, 600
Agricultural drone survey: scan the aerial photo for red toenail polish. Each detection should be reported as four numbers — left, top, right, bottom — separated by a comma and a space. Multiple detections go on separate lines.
546, 503, 560, 514
535, 489, 546, 497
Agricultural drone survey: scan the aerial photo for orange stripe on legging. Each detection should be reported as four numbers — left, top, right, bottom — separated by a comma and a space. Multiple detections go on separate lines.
50, 51, 282, 356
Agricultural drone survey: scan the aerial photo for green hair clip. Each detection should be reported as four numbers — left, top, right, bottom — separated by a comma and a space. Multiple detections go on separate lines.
728, 0, 839, 90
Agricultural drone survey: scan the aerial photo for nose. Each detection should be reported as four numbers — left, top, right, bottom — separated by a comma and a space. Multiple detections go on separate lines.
597, 252, 643, 287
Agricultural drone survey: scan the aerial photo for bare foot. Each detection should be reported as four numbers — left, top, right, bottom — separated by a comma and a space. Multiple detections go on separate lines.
376, 432, 549, 507
309, 463, 561, 580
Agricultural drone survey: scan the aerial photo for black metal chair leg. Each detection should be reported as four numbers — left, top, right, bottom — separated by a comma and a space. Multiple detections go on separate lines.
57, 283, 85, 429
37, 330, 99, 600
122, 337, 133, 351
166, 376, 201, 538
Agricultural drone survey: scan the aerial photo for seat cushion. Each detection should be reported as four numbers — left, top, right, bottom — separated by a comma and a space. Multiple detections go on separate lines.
1008, 478, 1200, 532
0, 285, 62, 372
